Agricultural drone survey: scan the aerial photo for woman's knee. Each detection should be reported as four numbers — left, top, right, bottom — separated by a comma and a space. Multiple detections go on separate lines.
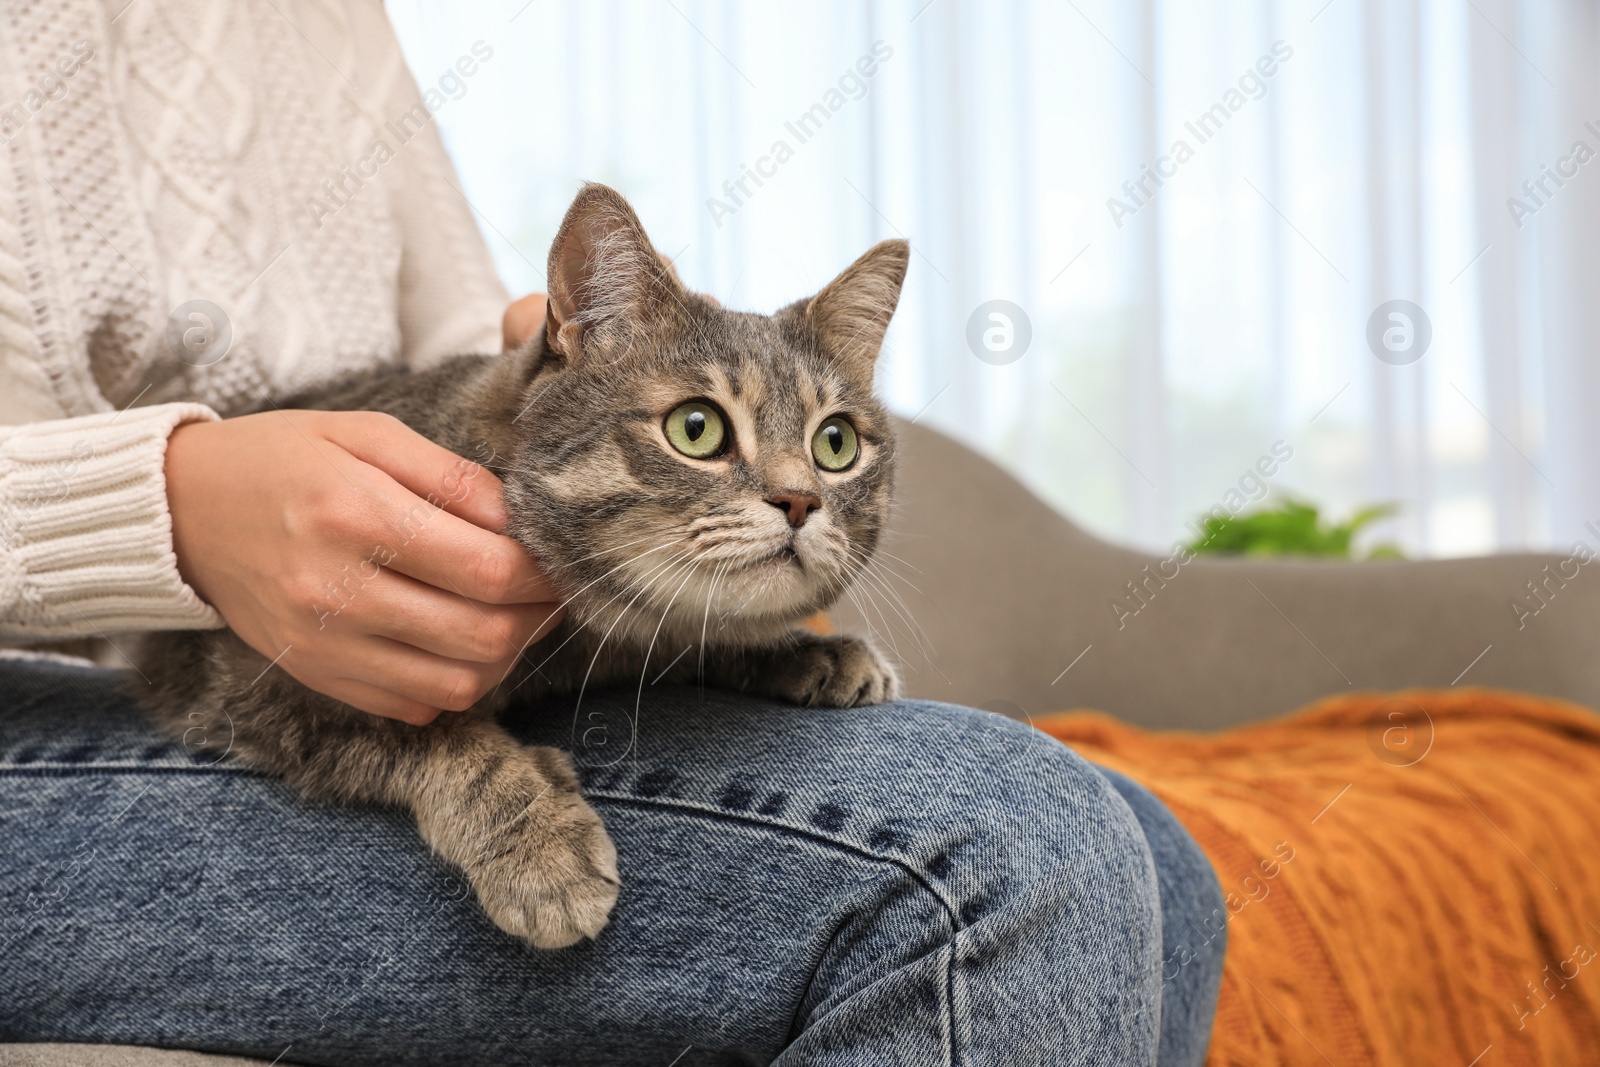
838, 700, 1167, 1055
863, 699, 1164, 925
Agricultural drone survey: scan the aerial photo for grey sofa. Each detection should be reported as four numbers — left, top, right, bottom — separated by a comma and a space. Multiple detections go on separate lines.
836, 420, 1600, 731
7, 418, 1598, 1067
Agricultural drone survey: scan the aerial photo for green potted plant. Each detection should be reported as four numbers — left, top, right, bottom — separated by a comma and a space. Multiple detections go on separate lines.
1188, 500, 1404, 560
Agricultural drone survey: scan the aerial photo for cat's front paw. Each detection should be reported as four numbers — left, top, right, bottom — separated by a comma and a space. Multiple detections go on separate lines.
759, 634, 900, 708
445, 754, 620, 949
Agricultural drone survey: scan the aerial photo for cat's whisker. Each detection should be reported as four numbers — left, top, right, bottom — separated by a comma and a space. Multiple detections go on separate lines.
697, 559, 729, 681
847, 550, 917, 616
843, 548, 933, 666
631, 556, 705, 771
547, 535, 693, 619
855, 554, 934, 657
543, 529, 680, 574
858, 555, 933, 650
844, 542, 916, 597
850, 550, 924, 599
841, 538, 924, 595
867, 564, 930, 624
566, 546, 699, 757
508, 538, 695, 697
583, 544, 699, 643
842, 586, 885, 651
590, 547, 703, 776
864, 583, 938, 679
846, 578, 903, 665
645, 559, 703, 674
855, 588, 904, 665
871, 548, 924, 579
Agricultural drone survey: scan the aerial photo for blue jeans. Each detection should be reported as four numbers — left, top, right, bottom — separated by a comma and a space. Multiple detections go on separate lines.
0, 659, 1223, 1066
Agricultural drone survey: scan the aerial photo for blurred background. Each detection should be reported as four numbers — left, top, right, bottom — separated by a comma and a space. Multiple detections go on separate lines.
387, 0, 1600, 560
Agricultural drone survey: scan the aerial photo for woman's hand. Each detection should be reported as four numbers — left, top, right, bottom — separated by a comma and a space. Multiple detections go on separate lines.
503, 293, 548, 350
164, 410, 563, 725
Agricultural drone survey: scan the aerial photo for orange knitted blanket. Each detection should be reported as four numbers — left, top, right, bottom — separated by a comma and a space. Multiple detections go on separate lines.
1035, 688, 1600, 1066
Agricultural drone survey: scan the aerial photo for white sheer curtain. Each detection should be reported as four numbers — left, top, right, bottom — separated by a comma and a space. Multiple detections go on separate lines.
387, 0, 1600, 558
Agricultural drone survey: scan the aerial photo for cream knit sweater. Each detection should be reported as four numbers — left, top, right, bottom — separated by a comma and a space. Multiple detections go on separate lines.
0, 0, 509, 641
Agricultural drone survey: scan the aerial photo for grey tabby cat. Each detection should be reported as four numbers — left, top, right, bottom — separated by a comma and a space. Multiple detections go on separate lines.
137, 183, 909, 949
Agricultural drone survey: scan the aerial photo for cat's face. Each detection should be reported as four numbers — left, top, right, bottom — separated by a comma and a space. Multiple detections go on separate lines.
502, 184, 908, 645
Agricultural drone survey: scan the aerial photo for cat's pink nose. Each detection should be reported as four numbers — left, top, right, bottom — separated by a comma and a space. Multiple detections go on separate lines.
766, 491, 821, 529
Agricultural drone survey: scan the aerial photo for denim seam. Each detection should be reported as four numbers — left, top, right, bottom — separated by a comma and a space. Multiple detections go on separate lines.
590, 791, 961, 924
0, 764, 261, 777
593, 791, 963, 1066
946, 938, 959, 1067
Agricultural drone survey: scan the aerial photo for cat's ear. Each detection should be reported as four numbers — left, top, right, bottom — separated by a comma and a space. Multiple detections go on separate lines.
804, 239, 909, 382
544, 183, 689, 363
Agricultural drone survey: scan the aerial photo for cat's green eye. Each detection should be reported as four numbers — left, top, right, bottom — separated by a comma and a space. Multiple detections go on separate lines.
811, 416, 859, 472
664, 401, 727, 459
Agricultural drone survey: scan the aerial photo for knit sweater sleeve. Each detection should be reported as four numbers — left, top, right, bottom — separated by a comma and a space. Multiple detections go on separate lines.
0, 403, 225, 641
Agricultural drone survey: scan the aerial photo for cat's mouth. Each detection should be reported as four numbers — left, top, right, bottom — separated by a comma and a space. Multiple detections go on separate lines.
757, 545, 803, 571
